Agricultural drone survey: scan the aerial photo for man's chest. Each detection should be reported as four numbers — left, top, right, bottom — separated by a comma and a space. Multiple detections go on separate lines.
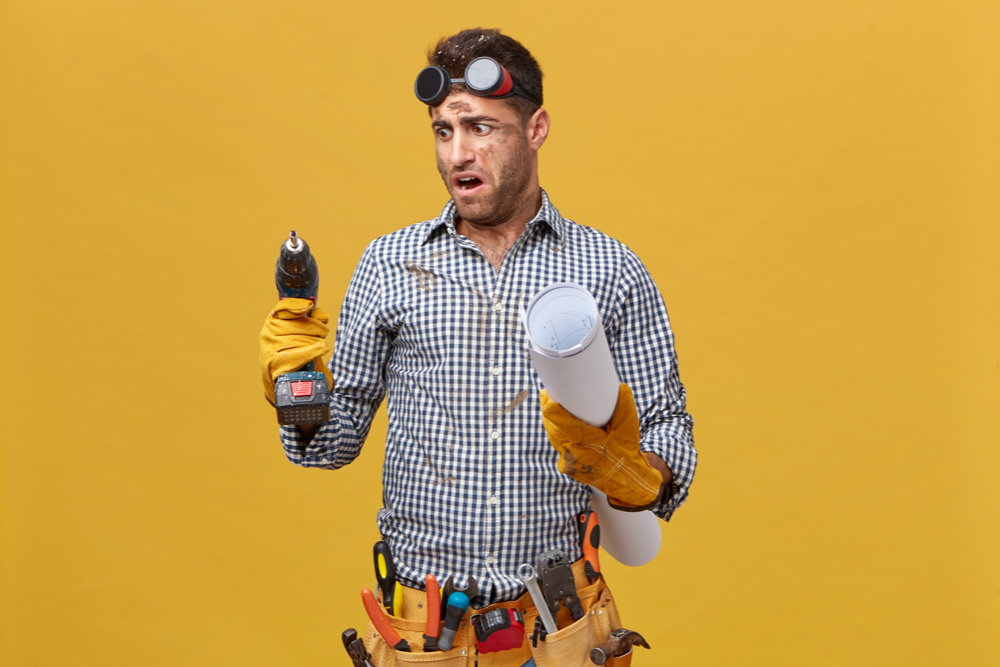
377, 233, 622, 349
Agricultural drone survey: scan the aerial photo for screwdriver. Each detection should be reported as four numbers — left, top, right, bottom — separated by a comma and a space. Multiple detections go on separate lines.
374, 541, 403, 616
438, 591, 470, 652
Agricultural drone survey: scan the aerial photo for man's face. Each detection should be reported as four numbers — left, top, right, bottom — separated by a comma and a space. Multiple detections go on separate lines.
431, 91, 534, 226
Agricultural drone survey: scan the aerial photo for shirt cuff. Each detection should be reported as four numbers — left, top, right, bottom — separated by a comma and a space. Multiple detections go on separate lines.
641, 443, 695, 522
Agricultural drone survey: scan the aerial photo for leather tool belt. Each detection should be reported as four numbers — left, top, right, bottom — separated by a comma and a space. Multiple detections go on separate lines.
364, 558, 634, 667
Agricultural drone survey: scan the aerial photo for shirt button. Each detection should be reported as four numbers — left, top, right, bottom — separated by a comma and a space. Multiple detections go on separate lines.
493, 302, 503, 312
485, 555, 496, 565
491, 431, 500, 440
489, 496, 498, 506
491, 367, 501, 376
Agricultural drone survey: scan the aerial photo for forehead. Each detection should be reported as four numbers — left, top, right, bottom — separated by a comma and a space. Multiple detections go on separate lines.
429, 91, 519, 123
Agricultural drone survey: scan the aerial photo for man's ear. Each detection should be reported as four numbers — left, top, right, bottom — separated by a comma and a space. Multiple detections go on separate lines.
526, 108, 550, 150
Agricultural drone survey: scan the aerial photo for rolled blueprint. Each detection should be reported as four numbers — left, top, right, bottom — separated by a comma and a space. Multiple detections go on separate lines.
522, 283, 620, 427
523, 283, 662, 567
588, 489, 661, 567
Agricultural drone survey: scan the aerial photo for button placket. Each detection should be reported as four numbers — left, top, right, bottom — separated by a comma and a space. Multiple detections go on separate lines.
487, 222, 543, 574
486, 270, 516, 577
483, 278, 500, 576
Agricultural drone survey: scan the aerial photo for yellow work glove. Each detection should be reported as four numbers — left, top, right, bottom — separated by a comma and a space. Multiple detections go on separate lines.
259, 298, 332, 405
540, 384, 665, 511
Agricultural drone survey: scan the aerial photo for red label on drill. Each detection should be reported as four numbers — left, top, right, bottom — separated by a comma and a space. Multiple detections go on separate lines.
290, 381, 314, 397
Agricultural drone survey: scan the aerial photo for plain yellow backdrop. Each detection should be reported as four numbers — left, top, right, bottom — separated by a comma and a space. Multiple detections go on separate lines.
1, 1, 998, 665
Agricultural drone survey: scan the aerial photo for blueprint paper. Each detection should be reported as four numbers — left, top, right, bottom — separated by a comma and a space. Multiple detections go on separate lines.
523, 282, 620, 428
589, 489, 662, 566
524, 282, 661, 566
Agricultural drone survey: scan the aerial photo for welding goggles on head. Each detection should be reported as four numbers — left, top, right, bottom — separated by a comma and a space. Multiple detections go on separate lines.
414, 57, 541, 107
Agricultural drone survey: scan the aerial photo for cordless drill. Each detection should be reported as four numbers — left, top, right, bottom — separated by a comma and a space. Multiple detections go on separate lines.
273, 230, 331, 425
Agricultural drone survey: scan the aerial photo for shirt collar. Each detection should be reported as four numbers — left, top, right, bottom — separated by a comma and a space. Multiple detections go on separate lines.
419, 189, 565, 245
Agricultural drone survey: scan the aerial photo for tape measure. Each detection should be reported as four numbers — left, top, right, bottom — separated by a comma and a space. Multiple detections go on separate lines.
473, 608, 525, 654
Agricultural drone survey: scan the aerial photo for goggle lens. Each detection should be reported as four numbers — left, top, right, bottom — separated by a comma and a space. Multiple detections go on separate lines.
465, 58, 503, 95
414, 66, 451, 107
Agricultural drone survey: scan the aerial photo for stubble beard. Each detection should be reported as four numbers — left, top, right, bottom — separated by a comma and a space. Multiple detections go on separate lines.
438, 136, 534, 227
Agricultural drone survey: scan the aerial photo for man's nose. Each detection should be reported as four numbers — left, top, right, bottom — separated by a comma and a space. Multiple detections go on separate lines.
447, 132, 476, 168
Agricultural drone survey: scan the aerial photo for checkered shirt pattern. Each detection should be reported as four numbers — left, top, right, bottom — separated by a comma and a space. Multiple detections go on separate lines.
279, 191, 696, 604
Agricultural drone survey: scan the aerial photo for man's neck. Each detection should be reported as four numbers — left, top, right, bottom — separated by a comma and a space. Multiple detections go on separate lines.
455, 188, 542, 270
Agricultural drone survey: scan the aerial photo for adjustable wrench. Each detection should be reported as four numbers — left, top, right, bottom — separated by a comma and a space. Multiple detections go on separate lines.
517, 564, 558, 635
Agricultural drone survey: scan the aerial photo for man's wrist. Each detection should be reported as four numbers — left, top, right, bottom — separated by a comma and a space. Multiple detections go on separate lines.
605, 452, 674, 512
643, 452, 674, 500
298, 423, 318, 442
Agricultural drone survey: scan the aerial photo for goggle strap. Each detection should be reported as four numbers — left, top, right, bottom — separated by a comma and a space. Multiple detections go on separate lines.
442, 79, 540, 106
485, 82, 540, 107
493, 66, 515, 97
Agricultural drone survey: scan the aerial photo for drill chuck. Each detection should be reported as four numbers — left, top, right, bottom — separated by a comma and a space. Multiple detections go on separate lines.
275, 230, 319, 298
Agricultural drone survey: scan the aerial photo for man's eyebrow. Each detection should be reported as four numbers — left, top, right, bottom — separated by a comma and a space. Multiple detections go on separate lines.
458, 115, 503, 125
431, 115, 504, 130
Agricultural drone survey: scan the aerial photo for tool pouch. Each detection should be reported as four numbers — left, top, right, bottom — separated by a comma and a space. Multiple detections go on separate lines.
527, 577, 622, 667
364, 560, 626, 667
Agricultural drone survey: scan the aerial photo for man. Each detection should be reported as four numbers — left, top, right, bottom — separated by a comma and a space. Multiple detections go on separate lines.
260, 28, 695, 666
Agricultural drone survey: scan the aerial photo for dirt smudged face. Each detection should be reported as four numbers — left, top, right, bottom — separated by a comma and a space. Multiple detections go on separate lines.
431, 92, 534, 227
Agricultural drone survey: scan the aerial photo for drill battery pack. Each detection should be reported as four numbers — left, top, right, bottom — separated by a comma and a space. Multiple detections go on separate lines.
275, 370, 331, 425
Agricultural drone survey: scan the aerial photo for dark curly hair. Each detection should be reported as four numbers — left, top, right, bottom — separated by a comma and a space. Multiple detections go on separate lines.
427, 28, 543, 124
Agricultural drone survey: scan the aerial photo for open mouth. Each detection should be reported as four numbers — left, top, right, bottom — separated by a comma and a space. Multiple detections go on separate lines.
454, 175, 485, 193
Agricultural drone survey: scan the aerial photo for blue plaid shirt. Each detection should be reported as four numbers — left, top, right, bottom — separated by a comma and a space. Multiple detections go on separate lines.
280, 191, 696, 604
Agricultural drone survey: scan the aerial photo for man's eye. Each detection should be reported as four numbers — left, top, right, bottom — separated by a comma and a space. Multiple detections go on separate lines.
472, 124, 492, 135
436, 127, 453, 139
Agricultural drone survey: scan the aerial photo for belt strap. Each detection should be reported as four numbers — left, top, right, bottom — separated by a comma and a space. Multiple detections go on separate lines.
393, 557, 596, 626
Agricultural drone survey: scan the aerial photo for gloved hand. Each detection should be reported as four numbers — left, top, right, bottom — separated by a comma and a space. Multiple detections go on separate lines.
540, 384, 665, 511
259, 298, 332, 405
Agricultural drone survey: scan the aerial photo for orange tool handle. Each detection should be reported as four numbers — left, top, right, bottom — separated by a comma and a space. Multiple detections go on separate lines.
362, 588, 410, 652
425, 575, 441, 639
577, 509, 601, 580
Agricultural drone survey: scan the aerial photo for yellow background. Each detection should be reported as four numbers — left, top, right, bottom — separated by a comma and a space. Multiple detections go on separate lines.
2, 1, 998, 664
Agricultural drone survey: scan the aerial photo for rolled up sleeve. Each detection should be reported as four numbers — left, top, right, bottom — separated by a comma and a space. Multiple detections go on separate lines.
608, 250, 697, 521
279, 242, 389, 469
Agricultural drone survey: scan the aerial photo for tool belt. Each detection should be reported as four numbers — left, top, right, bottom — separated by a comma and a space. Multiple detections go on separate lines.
363, 558, 634, 667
